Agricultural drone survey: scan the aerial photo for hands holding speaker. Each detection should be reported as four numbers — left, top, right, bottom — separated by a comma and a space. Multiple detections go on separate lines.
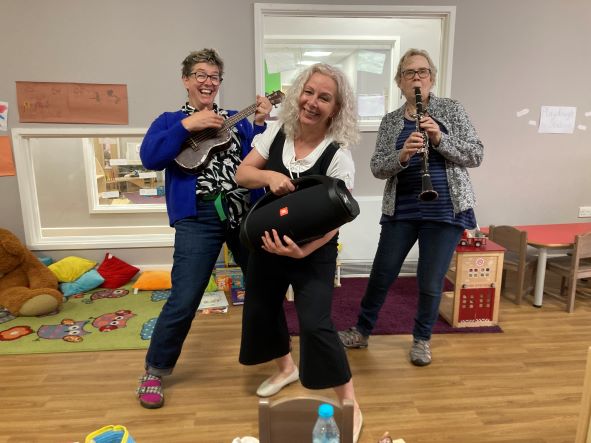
267, 172, 296, 196
261, 229, 304, 258
260, 227, 339, 259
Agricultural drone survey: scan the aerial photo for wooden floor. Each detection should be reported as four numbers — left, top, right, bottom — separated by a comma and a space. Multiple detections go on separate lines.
1, 277, 590, 443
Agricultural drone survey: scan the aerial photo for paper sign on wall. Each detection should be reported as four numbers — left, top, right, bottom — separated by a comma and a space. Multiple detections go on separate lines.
538, 106, 576, 134
0, 101, 7, 131
16, 81, 128, 124
0, 136, 16, 176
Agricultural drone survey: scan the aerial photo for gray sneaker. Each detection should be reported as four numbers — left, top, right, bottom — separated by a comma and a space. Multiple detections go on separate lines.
338, 327, 369, 349
410, 339, 432, 366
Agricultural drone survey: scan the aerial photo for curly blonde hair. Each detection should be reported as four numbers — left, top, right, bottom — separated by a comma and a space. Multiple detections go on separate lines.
278, 63, 359, 148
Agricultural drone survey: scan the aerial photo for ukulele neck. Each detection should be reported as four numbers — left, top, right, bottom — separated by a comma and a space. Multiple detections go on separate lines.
221, 103, 257, 131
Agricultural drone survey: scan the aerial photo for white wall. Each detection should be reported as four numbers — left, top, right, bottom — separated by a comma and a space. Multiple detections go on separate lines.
1, 0, 590, 268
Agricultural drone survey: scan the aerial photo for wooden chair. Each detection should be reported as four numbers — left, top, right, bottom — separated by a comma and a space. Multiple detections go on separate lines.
545, 231, 591, 313
575, 346, 591, 443
103, 166, 118, 191
488, 225, 537, 304
258, 395, 353, 443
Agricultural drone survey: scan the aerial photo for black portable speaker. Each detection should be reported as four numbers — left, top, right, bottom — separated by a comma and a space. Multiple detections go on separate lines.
240, 175, 360, 251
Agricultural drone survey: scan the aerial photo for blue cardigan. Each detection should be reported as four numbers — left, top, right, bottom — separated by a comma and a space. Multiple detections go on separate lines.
140, 110, 266, 226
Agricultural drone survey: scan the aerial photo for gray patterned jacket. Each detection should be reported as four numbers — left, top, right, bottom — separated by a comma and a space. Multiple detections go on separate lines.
370, 93, 484, 216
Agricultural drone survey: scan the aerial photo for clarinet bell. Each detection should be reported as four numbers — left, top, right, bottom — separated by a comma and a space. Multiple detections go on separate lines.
419, 189, 439, 201
419, 174, 439, 201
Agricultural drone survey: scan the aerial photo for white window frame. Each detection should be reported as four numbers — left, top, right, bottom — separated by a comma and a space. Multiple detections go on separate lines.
81, 137, 166, 214
254, 3, 456, 130
11, 127, 174, 250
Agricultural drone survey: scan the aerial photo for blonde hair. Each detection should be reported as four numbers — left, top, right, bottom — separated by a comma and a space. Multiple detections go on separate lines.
278, 63, 359, 148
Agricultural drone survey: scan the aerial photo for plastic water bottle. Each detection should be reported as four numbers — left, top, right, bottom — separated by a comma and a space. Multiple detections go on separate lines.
312, 403, 340, 443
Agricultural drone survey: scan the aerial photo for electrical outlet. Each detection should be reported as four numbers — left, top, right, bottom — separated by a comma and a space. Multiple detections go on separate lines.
579, 206, 591, 218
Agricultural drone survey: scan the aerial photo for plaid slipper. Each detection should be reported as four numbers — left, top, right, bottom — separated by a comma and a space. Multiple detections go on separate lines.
136, 373, 164, 409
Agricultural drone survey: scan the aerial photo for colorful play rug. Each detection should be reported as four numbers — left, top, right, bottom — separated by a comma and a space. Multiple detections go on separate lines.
0, 285, 171, 355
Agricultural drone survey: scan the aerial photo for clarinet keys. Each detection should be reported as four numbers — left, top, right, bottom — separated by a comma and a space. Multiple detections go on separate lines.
413, 86, 439, 202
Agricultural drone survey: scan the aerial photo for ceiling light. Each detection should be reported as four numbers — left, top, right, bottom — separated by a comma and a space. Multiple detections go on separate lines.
303, 51, 332, 57
298, 60, 319, 66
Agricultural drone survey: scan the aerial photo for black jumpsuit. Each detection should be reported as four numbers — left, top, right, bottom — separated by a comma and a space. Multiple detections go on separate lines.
239, 130, 352, 389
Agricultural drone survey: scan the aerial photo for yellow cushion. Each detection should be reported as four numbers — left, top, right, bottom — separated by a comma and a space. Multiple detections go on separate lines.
132, 271, 172, 291
48, 256, 97, 282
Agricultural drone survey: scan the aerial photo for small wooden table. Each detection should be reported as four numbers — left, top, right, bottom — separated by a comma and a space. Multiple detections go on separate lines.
481, 223, 591, 306
512, 223, 591, 307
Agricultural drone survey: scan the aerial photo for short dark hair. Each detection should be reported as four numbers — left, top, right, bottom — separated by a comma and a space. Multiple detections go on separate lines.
181, 48, 224, 78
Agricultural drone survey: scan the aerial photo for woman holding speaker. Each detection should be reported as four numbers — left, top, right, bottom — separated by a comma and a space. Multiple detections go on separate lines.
338, 48, 484, 367
236, 63, 363, 441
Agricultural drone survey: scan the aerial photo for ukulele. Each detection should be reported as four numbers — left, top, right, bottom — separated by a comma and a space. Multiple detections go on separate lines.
175, 90, 284, 174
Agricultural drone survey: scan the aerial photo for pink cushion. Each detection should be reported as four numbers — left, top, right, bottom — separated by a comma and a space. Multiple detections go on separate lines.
97, 253, 139, 289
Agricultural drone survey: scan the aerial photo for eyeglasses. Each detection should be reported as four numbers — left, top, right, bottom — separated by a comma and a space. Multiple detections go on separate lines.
402, 68, 431, 80
190, 72, 223, 85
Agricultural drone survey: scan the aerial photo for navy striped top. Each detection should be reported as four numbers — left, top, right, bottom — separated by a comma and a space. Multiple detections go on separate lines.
380, 118, 477, 229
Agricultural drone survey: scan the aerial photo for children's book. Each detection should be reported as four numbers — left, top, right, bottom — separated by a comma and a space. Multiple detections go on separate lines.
197, 291, 229, 311
231, 287, 245, 305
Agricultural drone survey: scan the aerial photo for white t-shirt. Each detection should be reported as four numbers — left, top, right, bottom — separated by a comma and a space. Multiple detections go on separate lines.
252, 121, 355, 189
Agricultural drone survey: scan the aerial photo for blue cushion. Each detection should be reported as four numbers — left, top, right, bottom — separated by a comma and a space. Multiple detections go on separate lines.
59, 269, 105, 297
38, 256, 53, 266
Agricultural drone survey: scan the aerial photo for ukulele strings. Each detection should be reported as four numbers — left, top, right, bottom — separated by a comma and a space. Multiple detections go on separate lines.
189, 128, 220, 146
186, 103, 258, 151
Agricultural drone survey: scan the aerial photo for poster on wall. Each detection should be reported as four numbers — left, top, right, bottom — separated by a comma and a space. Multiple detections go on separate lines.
538, 105, 576, 134
15, 81, 128, 124
0, 136, 16, 176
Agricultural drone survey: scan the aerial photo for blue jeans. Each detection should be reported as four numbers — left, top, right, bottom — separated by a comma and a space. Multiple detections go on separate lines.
356, 220, 463, 341
145, 200, 247, 376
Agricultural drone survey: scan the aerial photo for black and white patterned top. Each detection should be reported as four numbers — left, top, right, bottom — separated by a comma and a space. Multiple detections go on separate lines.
181, 103, 250, 228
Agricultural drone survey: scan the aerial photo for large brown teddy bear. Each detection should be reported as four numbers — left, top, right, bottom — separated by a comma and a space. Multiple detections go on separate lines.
0, 228, 63, 316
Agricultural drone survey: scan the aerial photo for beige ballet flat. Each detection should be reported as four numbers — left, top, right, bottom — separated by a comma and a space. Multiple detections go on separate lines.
353, 409, 363, 443
256, 367, 299, 397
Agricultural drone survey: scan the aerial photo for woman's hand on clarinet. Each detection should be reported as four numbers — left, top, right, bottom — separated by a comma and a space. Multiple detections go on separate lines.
420, 116, 442, 147
400, 132, 424, 163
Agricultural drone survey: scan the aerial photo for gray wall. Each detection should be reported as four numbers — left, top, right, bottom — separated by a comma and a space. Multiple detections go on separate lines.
1, 0, 590, 265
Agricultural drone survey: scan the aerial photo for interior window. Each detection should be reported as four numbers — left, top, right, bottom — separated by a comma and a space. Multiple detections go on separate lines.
255, 5, 455, 131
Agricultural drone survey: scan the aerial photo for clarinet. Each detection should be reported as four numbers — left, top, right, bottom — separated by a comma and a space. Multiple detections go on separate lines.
413, 86, 438, 201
